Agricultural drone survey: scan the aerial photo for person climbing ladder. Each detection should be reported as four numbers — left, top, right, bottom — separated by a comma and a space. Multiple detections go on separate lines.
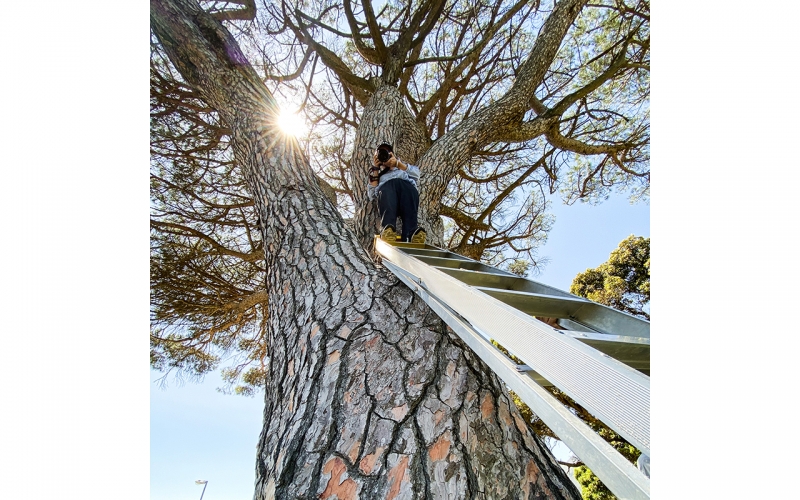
367, 141, 426, 244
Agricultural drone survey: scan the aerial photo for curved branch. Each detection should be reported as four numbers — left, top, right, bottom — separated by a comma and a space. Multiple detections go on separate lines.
545, 34, 633, 117
294, 7, 354, 39
458, 152, 551, 245
342, 0, 383, 64
544, 124, 634, 155
288, 5, 375, 104
439, 205, 492, 231
210, 0, 256, 22
151, 219, 263, 263
264, 44, 313, 82
457, 167, 516, 184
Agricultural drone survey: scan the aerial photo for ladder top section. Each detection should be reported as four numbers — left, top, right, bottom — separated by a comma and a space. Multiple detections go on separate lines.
383, 240, 649, 339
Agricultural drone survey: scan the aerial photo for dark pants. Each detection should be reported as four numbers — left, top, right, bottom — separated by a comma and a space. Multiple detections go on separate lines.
377, 178, 419, 241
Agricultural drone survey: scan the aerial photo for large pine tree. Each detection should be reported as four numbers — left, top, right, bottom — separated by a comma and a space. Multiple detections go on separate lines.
150, 0, 649, 497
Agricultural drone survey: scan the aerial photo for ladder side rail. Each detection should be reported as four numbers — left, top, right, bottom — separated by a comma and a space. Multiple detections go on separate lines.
383, 260, 650, 500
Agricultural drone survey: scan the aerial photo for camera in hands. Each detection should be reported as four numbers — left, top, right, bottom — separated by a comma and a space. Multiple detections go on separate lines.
376, 142, 393, 163
377, 148, 391, 163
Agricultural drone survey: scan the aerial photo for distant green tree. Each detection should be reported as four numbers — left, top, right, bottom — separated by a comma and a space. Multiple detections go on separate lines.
570, 235, 649, 319
568, 234, 649, 498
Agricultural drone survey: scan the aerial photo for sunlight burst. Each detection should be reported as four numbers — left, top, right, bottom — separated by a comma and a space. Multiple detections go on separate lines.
277, 108, 307, 137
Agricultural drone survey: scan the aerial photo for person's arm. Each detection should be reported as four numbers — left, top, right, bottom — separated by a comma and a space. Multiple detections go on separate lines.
405, 164, 420, 184
400, 160, 420, 185
389, 154, 420, 184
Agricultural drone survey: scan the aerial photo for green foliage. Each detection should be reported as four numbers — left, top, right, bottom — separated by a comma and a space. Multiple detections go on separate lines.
554, 0, 651, 205
570, 235, 650, 319
507, 259, 531, 277
574, 465, 616, 500
150, 43, 269, 393
220, 365, 268, 397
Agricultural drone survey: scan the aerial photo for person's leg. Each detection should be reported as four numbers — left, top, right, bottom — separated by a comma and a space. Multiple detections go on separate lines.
377, 180, 398, 231
397, 181, 419, 242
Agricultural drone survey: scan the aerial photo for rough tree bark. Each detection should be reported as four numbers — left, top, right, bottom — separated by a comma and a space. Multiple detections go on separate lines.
150, 0, 581, 498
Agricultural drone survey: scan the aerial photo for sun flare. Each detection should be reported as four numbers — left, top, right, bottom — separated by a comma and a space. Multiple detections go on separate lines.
277, 108, 307, 137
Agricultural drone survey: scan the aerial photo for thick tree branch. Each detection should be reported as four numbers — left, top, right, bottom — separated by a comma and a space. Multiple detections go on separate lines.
403, 0, 448, 54
488, 115, 556, 143
358, 0, 388, 60
544, 124, 632, 155
439, 205, 492, 231
419, 0, 588, 220
503, 0, 588, 108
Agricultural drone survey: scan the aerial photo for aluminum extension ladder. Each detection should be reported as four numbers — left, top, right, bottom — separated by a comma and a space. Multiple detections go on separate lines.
375, 238, 650, 500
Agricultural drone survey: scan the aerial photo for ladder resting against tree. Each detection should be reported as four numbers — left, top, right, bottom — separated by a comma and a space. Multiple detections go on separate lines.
375, 238, 650, 500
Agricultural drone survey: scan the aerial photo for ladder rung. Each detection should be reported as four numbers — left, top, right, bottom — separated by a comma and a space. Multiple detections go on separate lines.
512, 329, 650, 373
476, 286, 588, 318
413, 255, 518, 276
401, 247, 471, 260
435, 267, 577, 298
433, 267, 649, 339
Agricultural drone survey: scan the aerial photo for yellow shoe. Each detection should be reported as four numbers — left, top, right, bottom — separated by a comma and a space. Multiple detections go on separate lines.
411, 227, 426, 245
380, 225, 398, 242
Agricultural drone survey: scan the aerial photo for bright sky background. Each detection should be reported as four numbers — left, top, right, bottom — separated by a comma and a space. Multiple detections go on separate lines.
150, 192, 649, 500
151, 371, 264, 500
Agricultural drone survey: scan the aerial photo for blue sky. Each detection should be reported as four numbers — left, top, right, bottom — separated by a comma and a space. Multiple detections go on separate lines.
150, 192, 649, 500
535, 195, 649, 290
151, 371, 264, 500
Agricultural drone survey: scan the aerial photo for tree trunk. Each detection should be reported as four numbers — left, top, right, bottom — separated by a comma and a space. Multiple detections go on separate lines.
150, 0, 581, 498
